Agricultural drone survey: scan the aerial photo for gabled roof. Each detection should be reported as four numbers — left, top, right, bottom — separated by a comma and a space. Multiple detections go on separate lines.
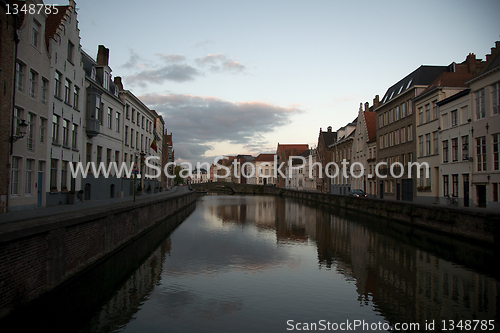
253, 153, 275, 162
419, 72, 473, 96
320, 131, 337, 147
378, 65, 449, 106
276, 144, 309, 156
44, 5, 71, 50
363, 110, 377, 142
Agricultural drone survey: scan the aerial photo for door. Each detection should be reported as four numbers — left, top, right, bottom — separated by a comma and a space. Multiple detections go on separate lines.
463, 174, 469, 207
37, 171, 43, 207
477, 185, 486, 208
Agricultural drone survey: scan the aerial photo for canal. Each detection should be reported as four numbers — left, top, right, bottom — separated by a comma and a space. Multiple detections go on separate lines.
2, 195, 499, 332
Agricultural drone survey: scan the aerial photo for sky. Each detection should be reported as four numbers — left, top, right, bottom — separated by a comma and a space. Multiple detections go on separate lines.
75, 0, 500, 165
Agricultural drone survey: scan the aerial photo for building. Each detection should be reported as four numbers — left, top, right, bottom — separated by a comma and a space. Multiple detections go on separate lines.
437, 89, 473, 207
249, 153, 275, 186
162, 131, 174, 189
414, 58, 477, 205
316, 127, 337, 193
467, 42, 500, 209
81, 46, 124, 200
1, 0, 18, 213
351, 100, 377, 195
276, 143, 309, 188
375, 65, 449, 201
329, 121, 356, 195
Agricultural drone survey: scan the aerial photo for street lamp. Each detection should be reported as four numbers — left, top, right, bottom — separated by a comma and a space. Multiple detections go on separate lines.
11, 120, 28, 142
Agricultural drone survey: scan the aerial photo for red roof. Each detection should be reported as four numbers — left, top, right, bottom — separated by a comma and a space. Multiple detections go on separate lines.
420, 72, 474, 95
253, 153, 275, 162
363, 110, 377, 142
44, 5, 71, 50
276, 144, 309, 156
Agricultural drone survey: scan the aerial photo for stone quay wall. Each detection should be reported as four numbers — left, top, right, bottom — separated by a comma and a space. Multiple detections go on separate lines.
0, 190, 196, 318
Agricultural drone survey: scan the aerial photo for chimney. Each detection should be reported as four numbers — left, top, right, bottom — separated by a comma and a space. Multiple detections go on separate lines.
113, 77, 123, 91
97, 45, 109, 66
373, 95, 379, 108
327, 126, 332, 132
364, 102, 369, 112
359, 103, 363, 112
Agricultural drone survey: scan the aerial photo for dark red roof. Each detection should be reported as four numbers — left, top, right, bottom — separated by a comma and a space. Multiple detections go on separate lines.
276, 144, 309, 156
363, 110, 377, 142
253, 153, 275, 162
44, 5, 71, 49
420, 72, 473, 95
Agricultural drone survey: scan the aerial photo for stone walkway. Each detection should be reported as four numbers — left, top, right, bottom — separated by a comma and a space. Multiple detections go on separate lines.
0, 186, 193, 224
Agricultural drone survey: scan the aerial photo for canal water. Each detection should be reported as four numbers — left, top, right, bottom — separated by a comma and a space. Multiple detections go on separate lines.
3, 195, 499, 332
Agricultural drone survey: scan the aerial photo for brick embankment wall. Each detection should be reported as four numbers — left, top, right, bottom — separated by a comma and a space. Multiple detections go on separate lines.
0, 191, 196, 318
283, 189, 500, 246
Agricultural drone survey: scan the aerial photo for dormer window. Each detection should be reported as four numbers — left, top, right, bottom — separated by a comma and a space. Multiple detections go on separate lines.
103, 71, 109, 90
406, 79, 413, 89
114, 86, 119, 97
91, 67, 96, 80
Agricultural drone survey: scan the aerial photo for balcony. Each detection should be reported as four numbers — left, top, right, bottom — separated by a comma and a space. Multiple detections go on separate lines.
86, 118, 100, 138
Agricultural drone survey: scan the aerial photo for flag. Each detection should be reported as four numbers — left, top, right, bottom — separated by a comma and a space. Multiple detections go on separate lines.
150, 138, 157, 152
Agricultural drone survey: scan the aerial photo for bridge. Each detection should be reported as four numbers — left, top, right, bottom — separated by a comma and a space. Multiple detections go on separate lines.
190, 182, 281, 195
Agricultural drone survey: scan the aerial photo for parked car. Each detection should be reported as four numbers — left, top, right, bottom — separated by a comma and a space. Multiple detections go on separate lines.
349, 189, 367, 198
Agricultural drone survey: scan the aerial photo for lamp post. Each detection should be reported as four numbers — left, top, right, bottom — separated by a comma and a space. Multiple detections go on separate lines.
11, 119, 28, 142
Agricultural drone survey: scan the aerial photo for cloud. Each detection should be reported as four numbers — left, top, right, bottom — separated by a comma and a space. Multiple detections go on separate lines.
139, 94, 304, 163
195, 54, 246, 73
121, 49, 142, 69
125, 64, 201, 86
156, 53, 186, 63
194, 39, 216, 48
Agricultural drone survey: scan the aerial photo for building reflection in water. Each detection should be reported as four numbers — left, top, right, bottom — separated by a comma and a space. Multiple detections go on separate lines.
87, 196, 497, 331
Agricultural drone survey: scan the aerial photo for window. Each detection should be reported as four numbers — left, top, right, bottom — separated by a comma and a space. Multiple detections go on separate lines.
91, 67, 96, 80
61, 161, 67, 190
64, 79, 71, 104
401, 102, 406, 118
433, 101, 438, 120
462, 135, 469, 160
379, 135, 383, 149
13, 107, 23, 136
433, 131, 438, 155
401, 127, 406, 143
395, 106, 400, 121
419, 107, 424, 124
125, 125, 129, 145
425, 104, 431, 122
494, 133, 499, 170
451, 110, 458, 126
106, 149, 111, 168
41, 78, 48, 104
408, 101, 412, 115
73, 86, 79, 109
395, 129, 400, 145
29, 70, 37, 98
50, 159, 58, 190
390, 131, 394, 146
54, 72, 62, 98
11, 157, 20, 195
136, 132, 139, 150
86, 143, 92, 164
126, 105, 130, 119
494, 183, 499, 202
476, 136, 486, 171
493, 82, 500, 115
130, 129, 134, 148
407, 125, 413, 141
27, 113, 34, 151
475, 89, 485, 120
96, 96, 102, 123
443, 140, 449, 163
107, 107, 112, 129
419, 136, 424, 156
443, 175, 449, 196
16, 62, 24, 92
452, 138, 458, 161
52, 115, 60, 144
62, 119, 69, 146
32, 20, 41, 48
40, 118, 46, 144
25, 159, 33, 194
390, 109, 394, 123
132, 109, 135, 123
67, 41, 74, 63
103, 71, 109, 90
116, 113, 120, 132
72, 124, 78, 149
426, 133, 431, 156
379, 114, 383, 128
97, 146, 102, 165
452, 174, 458, 197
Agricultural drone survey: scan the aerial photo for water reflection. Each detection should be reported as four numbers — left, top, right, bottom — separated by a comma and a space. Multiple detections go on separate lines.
82, 195, 498, 332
